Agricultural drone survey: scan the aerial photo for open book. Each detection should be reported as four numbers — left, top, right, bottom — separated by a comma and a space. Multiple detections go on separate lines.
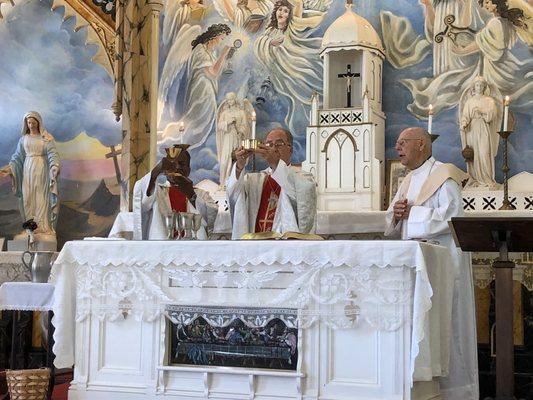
240, 231, 324, 240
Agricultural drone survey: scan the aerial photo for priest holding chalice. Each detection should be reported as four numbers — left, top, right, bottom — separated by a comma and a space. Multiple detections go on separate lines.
226, 128, 317, 240
132, 144, 218, 240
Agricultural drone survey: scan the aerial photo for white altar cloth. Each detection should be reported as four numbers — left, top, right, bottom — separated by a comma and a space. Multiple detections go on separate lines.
0, 282, 55, 311
50, 239, 453, 387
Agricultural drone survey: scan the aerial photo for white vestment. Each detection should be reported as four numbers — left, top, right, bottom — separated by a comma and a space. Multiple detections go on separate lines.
226, 160, 316, 240
385, 157, 478, 400
133, 173, 218, 240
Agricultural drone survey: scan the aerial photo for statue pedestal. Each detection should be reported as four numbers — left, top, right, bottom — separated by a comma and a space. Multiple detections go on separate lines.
7, 233, 57, 252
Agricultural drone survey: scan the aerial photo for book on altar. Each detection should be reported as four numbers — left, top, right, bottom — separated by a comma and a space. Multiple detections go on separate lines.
240, 231, 324, 240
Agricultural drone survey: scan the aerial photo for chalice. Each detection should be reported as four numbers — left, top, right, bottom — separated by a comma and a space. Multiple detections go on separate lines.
164, 213, 176, 240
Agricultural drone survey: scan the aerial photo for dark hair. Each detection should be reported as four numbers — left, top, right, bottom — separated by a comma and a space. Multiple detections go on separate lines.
268, 0, 293, 31
479, 0, 528, 29
191, 24, 231, 49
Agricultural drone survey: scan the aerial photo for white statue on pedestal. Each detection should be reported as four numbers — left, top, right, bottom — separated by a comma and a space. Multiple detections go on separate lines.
0, 111, 60, 246
459, 76, 501, 189
216, 92, 253, 189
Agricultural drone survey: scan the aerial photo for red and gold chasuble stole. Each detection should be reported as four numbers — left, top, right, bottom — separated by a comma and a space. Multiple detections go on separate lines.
255, 175, 281, 233
168, 186, 188, 213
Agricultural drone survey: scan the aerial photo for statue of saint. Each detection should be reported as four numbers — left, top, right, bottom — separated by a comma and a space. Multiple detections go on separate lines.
459, 76, 501, 189
216, 92, 254, 189
0, 111, 60, 244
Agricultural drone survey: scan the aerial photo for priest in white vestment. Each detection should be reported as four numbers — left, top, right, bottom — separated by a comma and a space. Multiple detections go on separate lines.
227, 128, 316, 240
133, 145, 218, 240
385, 127, 478, 400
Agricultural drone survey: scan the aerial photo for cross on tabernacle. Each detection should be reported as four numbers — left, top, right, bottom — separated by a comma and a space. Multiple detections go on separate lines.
337, 64, 360, 108
257, 191, 279, 232
105, 145, 122, 185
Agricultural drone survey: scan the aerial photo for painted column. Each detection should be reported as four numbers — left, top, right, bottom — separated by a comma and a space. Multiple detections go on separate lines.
118, 0, 163, 211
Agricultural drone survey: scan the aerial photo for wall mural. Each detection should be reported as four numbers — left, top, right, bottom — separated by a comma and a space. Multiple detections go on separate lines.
157, 0, 533, 185
0, 0, 531, 244
0, 0, 121, 245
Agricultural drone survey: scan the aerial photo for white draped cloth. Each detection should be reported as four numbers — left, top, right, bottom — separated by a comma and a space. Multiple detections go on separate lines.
133, 173, 218, 240
50, 239, 453, 384
226, 160, 316, 240
385, 157, 479, 400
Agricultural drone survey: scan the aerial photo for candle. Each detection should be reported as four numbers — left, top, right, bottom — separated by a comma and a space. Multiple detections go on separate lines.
251, 111, 256, 140
503, 96, 510, 131
428, 104, 433, 134
178, 121, 185, 144
179, 121, 185, 132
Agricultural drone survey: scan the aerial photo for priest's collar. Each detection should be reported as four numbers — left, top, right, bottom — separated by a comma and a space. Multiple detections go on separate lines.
411, 156, 436, 176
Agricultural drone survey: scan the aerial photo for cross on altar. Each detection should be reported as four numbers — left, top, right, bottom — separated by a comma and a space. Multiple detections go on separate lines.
257, 191, 279, 232
105, 145, 122, 185
337, 64, 360, 108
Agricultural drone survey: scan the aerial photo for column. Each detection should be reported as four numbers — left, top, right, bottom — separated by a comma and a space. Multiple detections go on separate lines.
117, 0, 163, 211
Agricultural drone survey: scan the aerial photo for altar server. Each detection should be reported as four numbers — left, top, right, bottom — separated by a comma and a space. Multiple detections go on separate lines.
385, 127, 478, 400
227, 128, 316, 240
133, 144, 218, 240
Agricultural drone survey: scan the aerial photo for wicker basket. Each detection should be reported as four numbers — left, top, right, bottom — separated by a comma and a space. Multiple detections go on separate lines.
6, 368, 50, 400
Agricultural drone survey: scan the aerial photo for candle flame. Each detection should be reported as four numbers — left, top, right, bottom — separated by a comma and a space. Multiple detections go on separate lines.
428, 104, 434, 115
504, 95, 510, 105
252, 111, 256, 120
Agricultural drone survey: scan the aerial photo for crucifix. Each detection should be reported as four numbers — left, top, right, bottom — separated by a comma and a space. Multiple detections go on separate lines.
105, 145, 122, 185
337, 64, 360, 108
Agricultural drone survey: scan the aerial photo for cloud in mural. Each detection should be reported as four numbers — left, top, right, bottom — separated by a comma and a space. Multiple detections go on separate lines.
0, 0, 120, 165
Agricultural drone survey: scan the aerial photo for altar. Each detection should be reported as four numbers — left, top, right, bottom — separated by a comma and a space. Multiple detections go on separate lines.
50, 239, 454, 400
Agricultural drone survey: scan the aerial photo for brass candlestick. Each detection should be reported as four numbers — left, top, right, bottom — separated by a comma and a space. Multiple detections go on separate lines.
498, 130, 515, 210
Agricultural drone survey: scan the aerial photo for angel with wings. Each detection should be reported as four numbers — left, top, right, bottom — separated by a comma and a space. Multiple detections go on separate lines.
213, 0, 273, 31
459, 76, 501, 189
253, 0, 330, 133
159, 23, 232, 149
162, 0, 208, 49
216, 92, 255, 188
402, 0, 533, 118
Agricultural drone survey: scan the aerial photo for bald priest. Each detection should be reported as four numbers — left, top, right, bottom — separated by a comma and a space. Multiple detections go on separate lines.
385, 127, 478, 400
227, 128, 317, 240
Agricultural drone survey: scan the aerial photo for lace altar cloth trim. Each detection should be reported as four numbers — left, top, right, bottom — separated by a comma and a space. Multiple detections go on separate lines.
50, 240, 451, 385
54, 239, 436, 268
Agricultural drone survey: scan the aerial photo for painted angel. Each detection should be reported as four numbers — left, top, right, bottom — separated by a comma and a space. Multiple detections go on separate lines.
459, 76, 501, 189
162, 0, 208, 48
253, 0, 330, 133
158, 23, 232, 149
401, 0, 533, 118
216, 92, 254, 189
213, 0, 273, 31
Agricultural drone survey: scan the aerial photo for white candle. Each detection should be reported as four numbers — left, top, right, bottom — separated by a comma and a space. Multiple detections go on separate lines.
503, 96, 510, 131
428, 104, 433, 134
251, 111, 256, 140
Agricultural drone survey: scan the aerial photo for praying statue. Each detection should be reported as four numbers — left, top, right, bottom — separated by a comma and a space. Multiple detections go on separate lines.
0, 111, 60, 244
216, 92, 254, 189
459, 76, 500, 189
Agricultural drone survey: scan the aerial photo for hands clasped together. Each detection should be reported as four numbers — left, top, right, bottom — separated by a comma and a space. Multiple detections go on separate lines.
393, 198, 411, 223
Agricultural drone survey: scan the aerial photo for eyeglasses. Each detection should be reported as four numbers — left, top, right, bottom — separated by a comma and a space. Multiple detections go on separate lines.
265, 140, 290, 148
395, 138, 422, 147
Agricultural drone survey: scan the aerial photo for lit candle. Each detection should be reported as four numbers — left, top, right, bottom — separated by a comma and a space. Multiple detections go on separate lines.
428, 104, 433, 134
178, 121, 185, 144
179, 121, 185, 132
503, 96, 510, 131
251, 111, 256, 140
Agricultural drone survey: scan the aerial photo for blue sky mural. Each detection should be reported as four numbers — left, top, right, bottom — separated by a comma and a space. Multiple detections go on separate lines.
0, 0, 121, 167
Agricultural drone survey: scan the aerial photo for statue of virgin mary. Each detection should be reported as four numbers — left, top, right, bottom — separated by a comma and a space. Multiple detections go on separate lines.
0, 111, 60, 242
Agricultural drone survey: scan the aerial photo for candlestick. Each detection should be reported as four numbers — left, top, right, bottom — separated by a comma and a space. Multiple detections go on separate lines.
428, 104, 433, 134
251, 111, 256, 140
503, 96, 510, 131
